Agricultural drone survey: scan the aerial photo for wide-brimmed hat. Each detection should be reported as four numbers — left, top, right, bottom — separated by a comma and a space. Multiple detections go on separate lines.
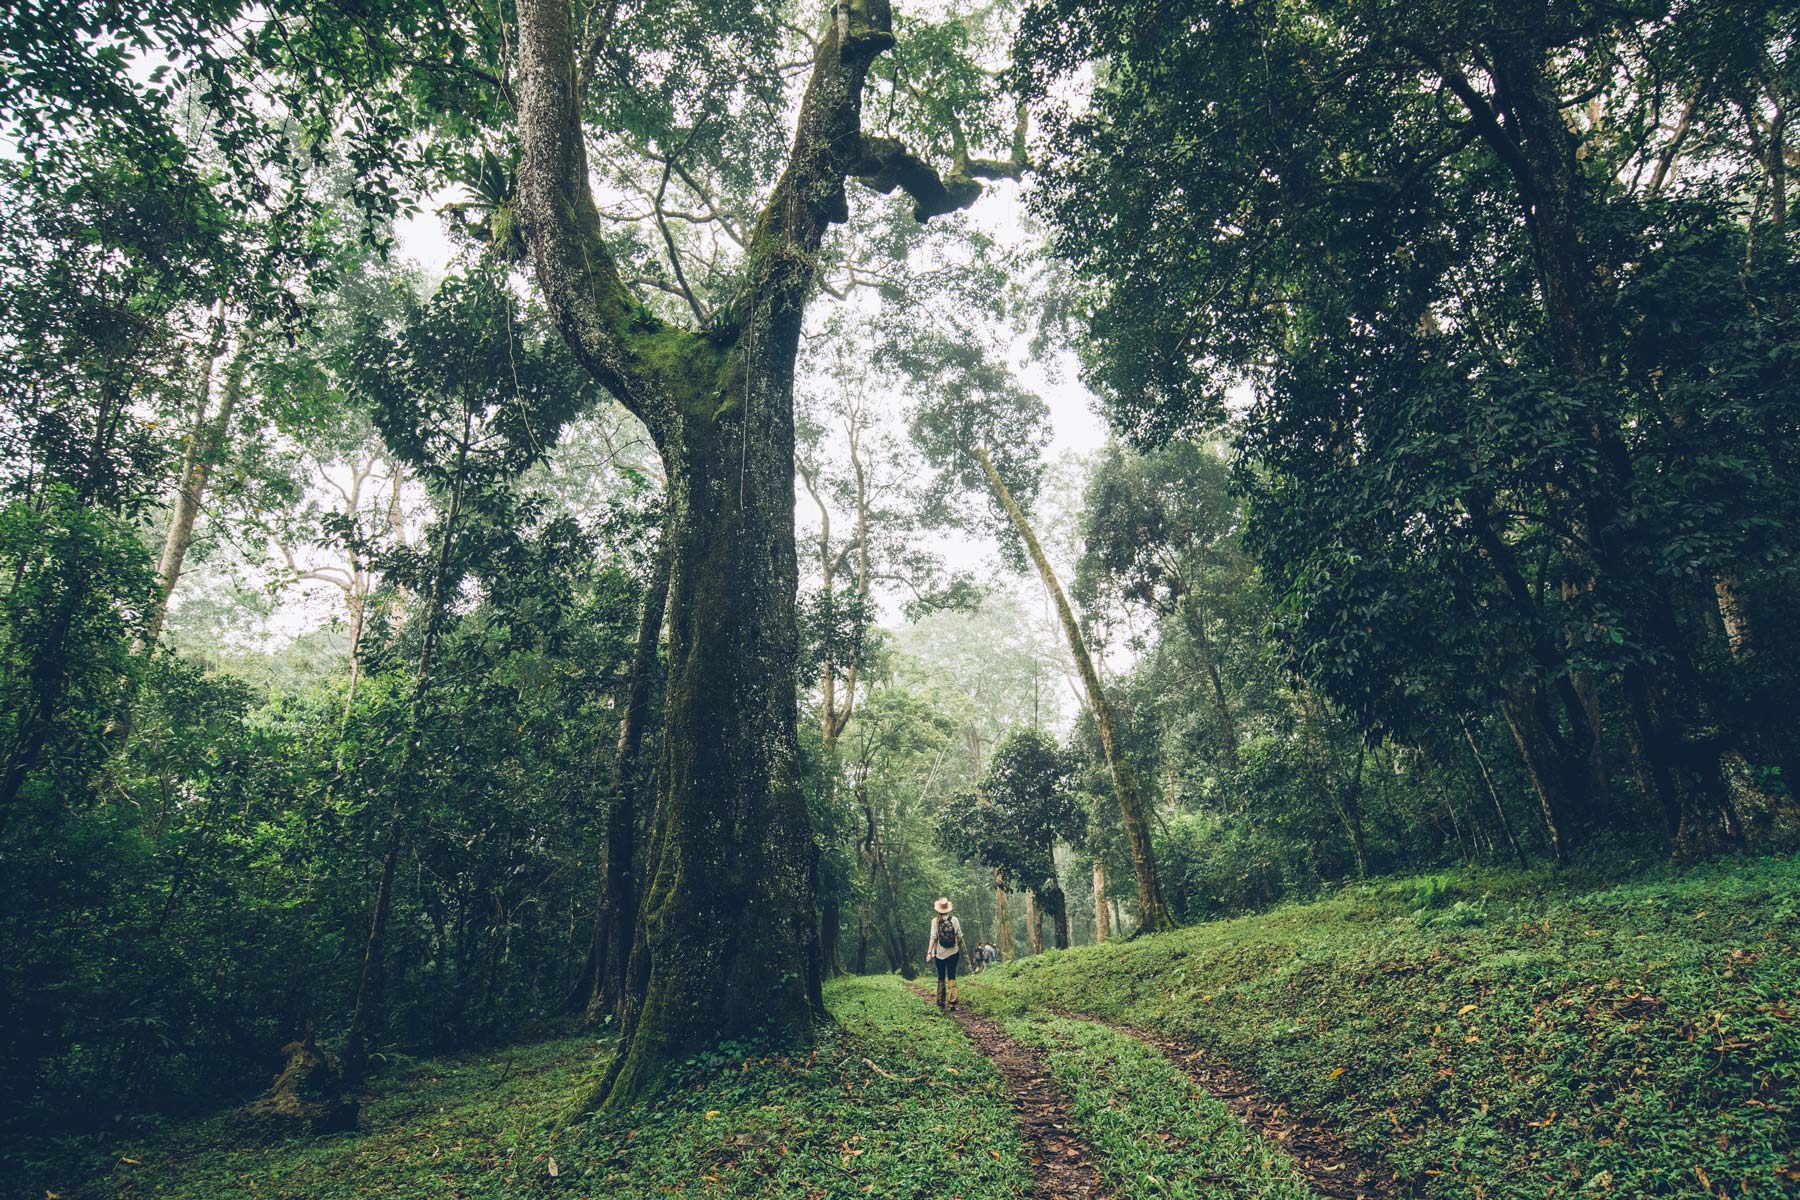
933, 897, 953, 914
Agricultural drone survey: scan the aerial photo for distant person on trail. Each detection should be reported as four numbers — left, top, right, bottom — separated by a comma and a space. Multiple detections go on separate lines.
925, 897, 963, 1011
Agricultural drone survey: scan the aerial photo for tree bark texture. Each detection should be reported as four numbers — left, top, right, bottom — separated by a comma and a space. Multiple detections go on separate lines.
146, 347, 243, 646
994, 869, 1012, 961
1091, 859, 1108, 943
586, 539, 670, 1023
973, 446, 1173, 933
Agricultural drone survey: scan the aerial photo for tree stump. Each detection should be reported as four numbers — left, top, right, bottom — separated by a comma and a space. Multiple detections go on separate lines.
239, 1028, 358, 1137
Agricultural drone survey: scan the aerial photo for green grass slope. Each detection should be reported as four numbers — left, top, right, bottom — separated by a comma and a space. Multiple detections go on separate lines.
983, 1009, 1321, 1200
968, 854, 1800, 1199
16, 977, 1030, 1200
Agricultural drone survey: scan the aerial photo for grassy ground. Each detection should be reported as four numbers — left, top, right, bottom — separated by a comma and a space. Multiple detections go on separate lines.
14, 856, 1796, 1200
14, 976, 1030, 1200
570, 976, 1031, 1199
978, 1008, 1320, 1200
29, 1031, 606, 1200
966, 853, 1800, 1199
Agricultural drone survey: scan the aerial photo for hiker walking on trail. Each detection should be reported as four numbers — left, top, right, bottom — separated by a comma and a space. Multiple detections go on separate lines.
925, 897, 963, 1011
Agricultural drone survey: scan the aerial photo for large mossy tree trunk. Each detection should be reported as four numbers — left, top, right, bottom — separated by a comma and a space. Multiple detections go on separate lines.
974, 447, 1174, 933
516, 0, 994, 1110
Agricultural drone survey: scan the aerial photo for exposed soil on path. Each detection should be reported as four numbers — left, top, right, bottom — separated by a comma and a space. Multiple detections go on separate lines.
907, 985, 1111, 1200
1045, 1007, 1392, 1200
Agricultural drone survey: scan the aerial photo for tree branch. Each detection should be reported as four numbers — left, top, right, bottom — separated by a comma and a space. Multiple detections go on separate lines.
654, 116, 716, 326
852, 135, 984, 221
577, 0, 624, 102
1410, 45, 1546, 206
516, 0, 689, 445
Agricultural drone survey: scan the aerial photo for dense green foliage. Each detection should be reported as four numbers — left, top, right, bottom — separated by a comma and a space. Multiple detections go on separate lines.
1022, 0, 1800, 858
971, 855, 1800, 1197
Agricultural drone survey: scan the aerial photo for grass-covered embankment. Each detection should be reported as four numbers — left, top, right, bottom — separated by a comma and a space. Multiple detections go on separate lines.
979, 1008, 1322, 1199
967, 854, 1800, 1198
19, 976, 1031, 1200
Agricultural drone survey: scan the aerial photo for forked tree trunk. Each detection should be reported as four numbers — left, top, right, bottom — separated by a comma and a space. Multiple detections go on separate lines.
974, 447, 1173, 933
517, 0, 1013, 1108
597, 342, 819, 1106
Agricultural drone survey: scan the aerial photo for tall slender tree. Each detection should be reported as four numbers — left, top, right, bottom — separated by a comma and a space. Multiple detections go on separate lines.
974, 447, 1174, 932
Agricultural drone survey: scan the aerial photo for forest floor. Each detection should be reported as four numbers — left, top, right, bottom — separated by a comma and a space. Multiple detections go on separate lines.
14, 853, 1798, 1200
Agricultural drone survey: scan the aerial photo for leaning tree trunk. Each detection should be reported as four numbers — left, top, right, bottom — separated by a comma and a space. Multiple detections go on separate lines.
1180, 600, 1239, 769
145, 349, 244, 646
974, 447, 1173, 933
341, 409, 473, 1080
1461, 720, 1529, 868
1500, 698, 1567, 865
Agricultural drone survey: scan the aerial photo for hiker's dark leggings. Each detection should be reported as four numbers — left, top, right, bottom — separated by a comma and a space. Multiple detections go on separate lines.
934, 951, 959, 1005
